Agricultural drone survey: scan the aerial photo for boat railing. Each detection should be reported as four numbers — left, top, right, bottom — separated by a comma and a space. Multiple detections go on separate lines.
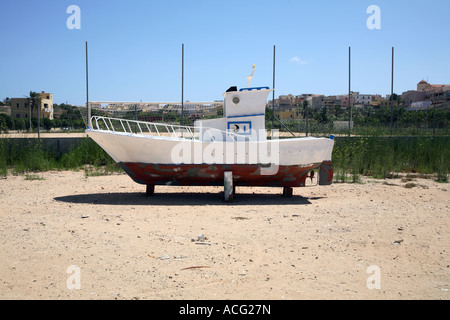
89, 116, 250, 142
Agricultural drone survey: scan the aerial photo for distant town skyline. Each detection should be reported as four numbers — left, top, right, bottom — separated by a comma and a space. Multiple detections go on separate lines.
1, 0, 449, 106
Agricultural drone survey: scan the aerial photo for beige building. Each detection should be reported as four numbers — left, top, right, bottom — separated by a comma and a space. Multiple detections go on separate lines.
369, 98, 398, 108
402, 80, 450, 108
10, 91, 54, 120
0, 105, 11, 116
275, 107, 299, 120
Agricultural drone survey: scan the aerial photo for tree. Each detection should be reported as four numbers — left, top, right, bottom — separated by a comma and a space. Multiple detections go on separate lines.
14, 118, 26, 131
0, 114, 13, 130
317, 107, 328, 124
265, 106, 274, 122
2, 97, 11, 105
0, 116, 7, 132
43, 118, 53, 131
334, 104, 344, 119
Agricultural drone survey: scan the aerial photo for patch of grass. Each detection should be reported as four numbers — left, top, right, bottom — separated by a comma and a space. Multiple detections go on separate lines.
24, 174, 45, 181
0, 140, 6, 177
1, 136, 448, 182
436, 153, 449, 182
403, 182, 429, 189
403, 182, 417, 188
0, 137, 122, 176
59, 138, 121, 172
382, 181, 400, 187
333, 136, 450, 183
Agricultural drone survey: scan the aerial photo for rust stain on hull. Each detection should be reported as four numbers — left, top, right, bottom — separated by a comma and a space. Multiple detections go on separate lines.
119, 162, 332, 187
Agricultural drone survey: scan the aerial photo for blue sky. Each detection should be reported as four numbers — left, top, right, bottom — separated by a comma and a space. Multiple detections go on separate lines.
1, 0, 449, 105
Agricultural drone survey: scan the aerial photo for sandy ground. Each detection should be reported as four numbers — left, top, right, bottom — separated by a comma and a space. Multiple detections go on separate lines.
0, 171, 448, 300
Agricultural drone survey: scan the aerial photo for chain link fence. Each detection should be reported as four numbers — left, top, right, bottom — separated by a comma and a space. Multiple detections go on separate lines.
74, 102, 450, 137
265, 105, 450, 137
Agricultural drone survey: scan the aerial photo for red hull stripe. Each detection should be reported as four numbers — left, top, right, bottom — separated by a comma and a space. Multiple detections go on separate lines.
119, 162, 326, 187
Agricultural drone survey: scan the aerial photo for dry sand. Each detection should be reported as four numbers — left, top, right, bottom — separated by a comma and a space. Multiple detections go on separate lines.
0, 171, 448, 300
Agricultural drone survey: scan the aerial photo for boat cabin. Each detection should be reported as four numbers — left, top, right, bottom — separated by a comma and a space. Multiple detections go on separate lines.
194, 86, 273, 142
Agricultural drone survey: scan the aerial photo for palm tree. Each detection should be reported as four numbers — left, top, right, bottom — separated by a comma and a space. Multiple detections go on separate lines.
25, 91, 39, 136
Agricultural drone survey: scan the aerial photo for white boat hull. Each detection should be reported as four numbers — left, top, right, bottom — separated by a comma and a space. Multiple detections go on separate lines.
86, 129, 334, 187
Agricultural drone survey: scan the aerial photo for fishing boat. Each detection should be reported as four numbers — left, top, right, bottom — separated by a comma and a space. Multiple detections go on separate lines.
86, 83, 335, 201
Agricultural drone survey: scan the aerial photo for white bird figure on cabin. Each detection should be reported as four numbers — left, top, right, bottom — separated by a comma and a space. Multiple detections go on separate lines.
246, 64, 256, 88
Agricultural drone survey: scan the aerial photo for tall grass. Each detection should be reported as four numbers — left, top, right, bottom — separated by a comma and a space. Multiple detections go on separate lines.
0, 139, 59, 175
0, 140, 7, 176
332, 136, 449, 182
1, 136, 448, 183
59, 138, 120, 174
0, 138, 121, 176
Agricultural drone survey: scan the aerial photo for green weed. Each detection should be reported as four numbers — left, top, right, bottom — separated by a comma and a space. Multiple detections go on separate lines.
1, 136, 448, 183
0, 138, 122, 176
332, 136, 449, 183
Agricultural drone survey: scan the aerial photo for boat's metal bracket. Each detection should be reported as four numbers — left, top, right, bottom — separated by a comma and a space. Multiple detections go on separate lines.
224, 171, 234, 203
